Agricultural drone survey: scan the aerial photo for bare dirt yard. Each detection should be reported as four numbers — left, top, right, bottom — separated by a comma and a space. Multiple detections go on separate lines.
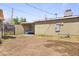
0, 35, 79, 56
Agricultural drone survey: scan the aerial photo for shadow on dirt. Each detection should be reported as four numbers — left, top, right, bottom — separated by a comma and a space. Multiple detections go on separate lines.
43, 40, 79, 56
0, 40, 2, 44
2, 36, 16, 39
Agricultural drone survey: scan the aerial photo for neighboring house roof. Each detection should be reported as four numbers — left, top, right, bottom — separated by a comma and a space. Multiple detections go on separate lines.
35, 16, 79, 24
35, 16, 79, 22
21, 22, 34, 25
0, 9, 4, 21
21, 16, 79, 25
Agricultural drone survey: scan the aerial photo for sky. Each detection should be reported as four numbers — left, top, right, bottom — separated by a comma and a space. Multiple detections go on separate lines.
0, 3, 79, 22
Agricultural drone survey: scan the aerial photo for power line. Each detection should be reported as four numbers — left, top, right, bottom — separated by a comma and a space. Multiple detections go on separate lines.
54, 13, 58, 18
25, 3, 53, 15
1, 5, 47, 22
0, 5, 34, 16
1, 4, 48, 19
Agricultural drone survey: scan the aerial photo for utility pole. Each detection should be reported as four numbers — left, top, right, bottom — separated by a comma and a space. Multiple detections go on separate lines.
11, 8, 13, 21
11, 8, 15, 35
54, 13, 58, 18
45, 15, 47, 20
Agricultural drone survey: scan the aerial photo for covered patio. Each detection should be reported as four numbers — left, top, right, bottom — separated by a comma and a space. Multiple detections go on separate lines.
21, 22, 35, 34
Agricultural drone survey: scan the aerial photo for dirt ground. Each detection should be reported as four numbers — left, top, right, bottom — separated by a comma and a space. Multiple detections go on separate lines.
0, 35, 79, 56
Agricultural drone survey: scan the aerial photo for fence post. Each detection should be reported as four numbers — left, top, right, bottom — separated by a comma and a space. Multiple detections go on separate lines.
14, 25, 15, 35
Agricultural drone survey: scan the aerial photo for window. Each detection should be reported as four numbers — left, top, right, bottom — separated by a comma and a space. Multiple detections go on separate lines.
55, 23, 63, 32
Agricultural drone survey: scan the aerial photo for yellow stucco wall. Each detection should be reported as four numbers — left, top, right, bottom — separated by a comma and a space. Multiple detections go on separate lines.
60, 22, 79, 35
35, 24, 57, 35
35, 18, 79, 36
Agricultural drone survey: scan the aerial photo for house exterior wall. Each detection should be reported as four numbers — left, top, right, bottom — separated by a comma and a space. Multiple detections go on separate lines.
0, 9, 4, 20
35, 24, 57, 35
35, 17, 79, 36
60, 22, 79, 35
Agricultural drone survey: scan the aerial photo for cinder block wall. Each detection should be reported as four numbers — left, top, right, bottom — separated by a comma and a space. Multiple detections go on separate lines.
15, 25, 24, 35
